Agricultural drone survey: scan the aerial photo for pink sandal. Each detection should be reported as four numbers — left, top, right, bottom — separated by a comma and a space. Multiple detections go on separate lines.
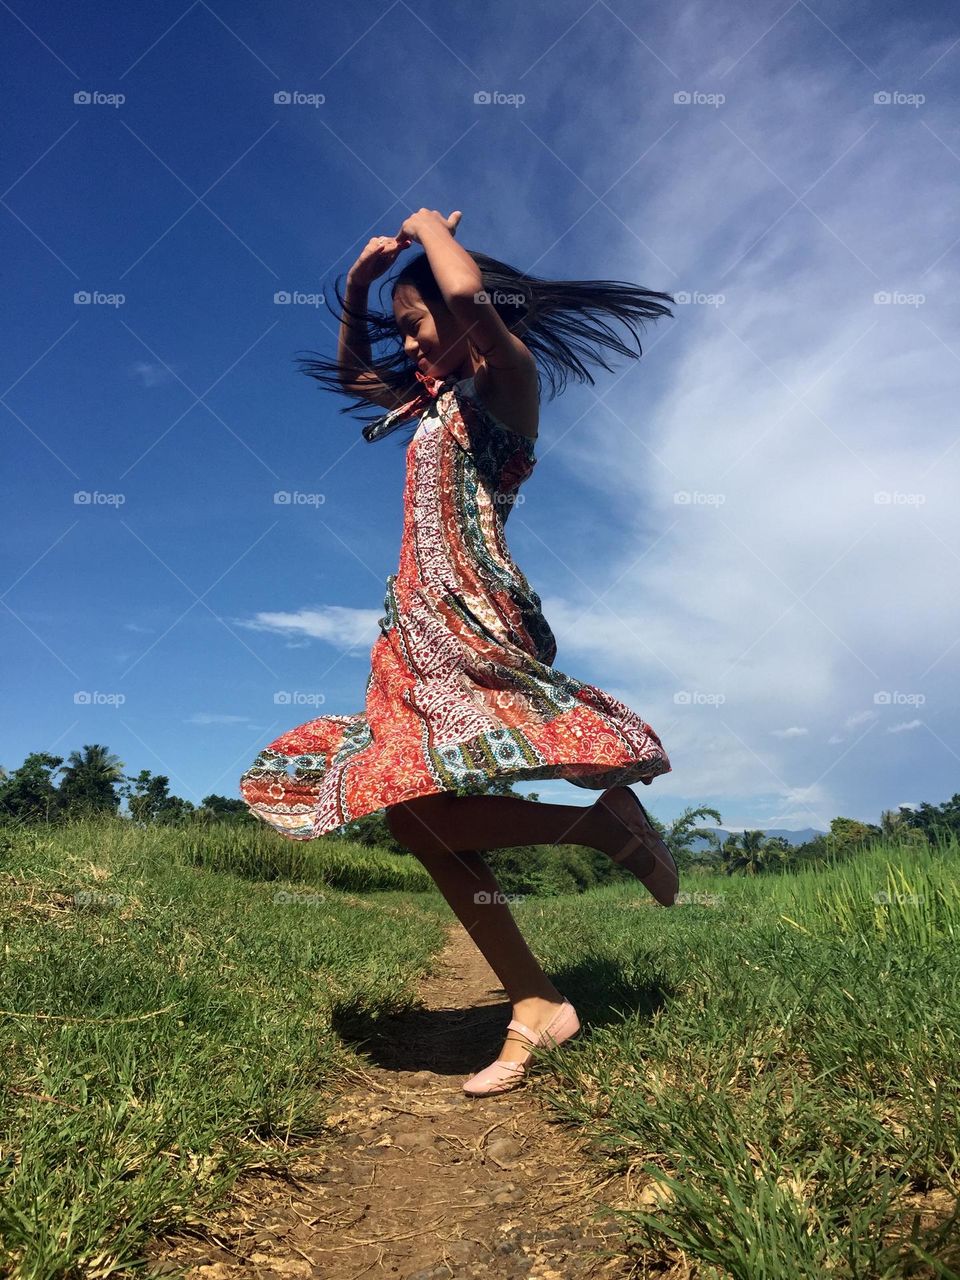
462, 998, 581, 1096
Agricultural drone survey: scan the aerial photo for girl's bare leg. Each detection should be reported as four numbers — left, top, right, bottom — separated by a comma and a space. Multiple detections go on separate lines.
406, 843, 565, 1064
386, 791, 657, 1065
386, 791, 655, 871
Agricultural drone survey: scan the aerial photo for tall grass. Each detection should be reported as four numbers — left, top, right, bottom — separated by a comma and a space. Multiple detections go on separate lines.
5, 814, 433, 894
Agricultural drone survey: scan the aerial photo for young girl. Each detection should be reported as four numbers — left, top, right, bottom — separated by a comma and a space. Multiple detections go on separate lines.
240, 208, 679, 1096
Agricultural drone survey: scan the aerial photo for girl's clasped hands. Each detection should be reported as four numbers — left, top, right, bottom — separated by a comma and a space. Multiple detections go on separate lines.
348, 209, 462, 286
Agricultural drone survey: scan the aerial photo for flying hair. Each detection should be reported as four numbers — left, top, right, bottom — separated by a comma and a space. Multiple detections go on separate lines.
295, 249, 676, 446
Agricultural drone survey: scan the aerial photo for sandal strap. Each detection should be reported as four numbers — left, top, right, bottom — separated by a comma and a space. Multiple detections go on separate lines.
506, 999, 570, 1048
506, 1017, 538, 1044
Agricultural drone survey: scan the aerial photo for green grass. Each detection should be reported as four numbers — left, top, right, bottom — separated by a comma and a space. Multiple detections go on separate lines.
135, 814, 435, 893
515, 835, 960, 1278
0, 818, 446, 1279
3, 819, 958, 1278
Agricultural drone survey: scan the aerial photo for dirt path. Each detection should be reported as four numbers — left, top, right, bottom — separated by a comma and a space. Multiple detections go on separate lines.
145, 922, 652, 1280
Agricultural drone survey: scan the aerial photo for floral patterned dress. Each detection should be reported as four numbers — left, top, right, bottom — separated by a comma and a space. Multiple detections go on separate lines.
239, 372, 672, 839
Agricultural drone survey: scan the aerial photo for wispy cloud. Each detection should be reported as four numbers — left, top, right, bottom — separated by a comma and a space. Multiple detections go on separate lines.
888, 719, 922, 733
506, 8, 959, 827
129, 361, 175, 387
236, 606, 381, 648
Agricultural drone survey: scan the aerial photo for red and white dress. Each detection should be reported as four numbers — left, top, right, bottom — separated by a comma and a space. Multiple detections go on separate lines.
239, 372, 672, 839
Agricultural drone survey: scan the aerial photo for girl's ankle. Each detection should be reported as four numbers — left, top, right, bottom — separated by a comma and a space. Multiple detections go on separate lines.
513, 992, 564, 1014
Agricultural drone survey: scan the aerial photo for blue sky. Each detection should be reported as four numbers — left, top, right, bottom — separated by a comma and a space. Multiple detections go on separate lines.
3, 1, 958, 833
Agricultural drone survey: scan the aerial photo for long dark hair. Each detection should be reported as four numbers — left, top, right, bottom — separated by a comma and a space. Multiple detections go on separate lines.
295, 249, 675, 444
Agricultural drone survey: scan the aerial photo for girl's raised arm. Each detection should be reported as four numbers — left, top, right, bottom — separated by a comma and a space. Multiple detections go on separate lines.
337, 238, 411, 409
399, 209, 539, 415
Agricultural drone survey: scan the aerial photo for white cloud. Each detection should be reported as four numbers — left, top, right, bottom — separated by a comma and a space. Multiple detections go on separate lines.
518, 14, 959, 826
130, 361, 174, 387
845, 710, 878, 729
236, 606, 381, 649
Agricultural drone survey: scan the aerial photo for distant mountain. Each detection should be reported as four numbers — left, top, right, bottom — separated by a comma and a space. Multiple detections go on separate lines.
689, 827, 825, 850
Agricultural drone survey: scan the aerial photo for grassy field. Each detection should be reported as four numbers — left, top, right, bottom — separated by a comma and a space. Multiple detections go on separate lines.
0, 818, 445, 1279
525, 835, 960, 1277
2, 819, 958, 1278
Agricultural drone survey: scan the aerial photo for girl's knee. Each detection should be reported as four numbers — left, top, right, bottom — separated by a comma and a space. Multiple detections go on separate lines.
385, 795, 454, 856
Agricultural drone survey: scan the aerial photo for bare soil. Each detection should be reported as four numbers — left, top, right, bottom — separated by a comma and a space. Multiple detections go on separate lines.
144, 922, 661, 1280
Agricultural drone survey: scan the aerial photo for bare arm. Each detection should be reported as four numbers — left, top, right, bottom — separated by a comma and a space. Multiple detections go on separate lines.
337, 273, 376, 385
405, 211, 482, 309
398, 209, 531, 366
337, 238, 412, 409
397, 210, 538, 429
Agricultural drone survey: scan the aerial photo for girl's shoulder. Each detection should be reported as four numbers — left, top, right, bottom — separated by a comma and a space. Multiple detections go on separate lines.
461, 361, 539, 442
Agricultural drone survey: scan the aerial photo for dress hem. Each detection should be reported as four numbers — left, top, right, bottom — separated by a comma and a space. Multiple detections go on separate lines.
242, 752, 672, 842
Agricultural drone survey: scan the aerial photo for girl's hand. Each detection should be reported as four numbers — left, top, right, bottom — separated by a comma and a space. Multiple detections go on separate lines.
394, 208, 462, 246
347, 234, 410, 287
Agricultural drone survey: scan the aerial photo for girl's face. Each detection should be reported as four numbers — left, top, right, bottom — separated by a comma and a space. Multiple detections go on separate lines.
392, 283, 473, 381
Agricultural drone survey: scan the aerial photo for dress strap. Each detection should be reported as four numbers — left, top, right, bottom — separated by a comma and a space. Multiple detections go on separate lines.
362, 372, 458, 443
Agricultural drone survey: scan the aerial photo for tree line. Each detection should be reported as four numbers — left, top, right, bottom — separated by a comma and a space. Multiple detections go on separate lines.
0, 745, 251, 828
0, 744, 956, 875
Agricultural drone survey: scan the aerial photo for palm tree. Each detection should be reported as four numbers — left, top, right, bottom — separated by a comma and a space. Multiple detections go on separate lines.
724, 829, 793, 875
59, 744, 126, 817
